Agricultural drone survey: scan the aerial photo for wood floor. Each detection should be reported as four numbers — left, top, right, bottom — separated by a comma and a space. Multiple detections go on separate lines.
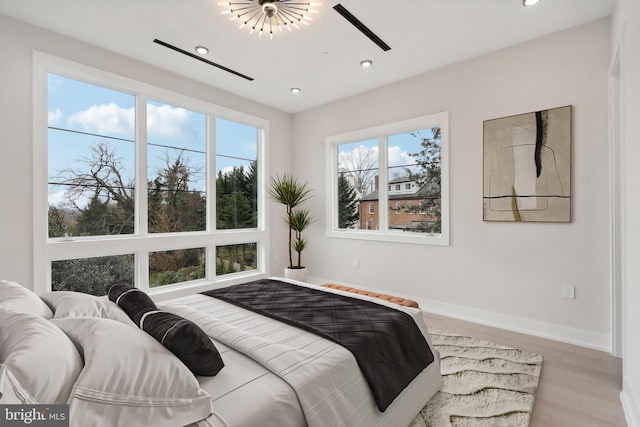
422, 312, 627, 427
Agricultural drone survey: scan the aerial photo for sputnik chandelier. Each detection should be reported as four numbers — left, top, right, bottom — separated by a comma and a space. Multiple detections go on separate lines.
218, 0, 321, 39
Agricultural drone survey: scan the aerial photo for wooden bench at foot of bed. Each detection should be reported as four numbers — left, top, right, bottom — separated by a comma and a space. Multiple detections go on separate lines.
320, 284, 419, 308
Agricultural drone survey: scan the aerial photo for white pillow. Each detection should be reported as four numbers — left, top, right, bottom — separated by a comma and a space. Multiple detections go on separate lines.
0, 280, 53, 318
0, 307, 83, 404
52, 317, 213, 427
40, 291, 136, 327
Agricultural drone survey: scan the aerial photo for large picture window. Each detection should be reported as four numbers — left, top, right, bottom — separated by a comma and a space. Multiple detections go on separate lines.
34, 53, 268, 296
326, 113, 449, 245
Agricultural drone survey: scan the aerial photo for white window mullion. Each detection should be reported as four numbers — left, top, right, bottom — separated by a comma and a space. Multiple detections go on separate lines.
257, 124, 269, 276
137, 250, 150, 291
135, 95, 149, 290
207, 115, 216, 233
207, 114, 217, 280
136, 95, 149, 236
326, 143, 340, 233
257, 125, 269, 232
378, 135, 389, 232
438, 112, 450, 244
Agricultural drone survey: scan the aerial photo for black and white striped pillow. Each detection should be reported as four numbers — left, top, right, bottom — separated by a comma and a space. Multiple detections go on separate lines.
108, 284, 223, 376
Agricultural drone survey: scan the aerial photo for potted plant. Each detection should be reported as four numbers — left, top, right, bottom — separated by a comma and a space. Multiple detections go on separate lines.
267, 174, 315, 281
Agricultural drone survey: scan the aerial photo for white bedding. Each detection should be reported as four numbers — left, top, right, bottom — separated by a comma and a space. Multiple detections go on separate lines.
162, 280, 442, 427
1, 278, 441, 427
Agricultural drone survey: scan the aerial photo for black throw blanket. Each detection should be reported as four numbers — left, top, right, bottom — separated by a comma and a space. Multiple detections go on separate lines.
202, 279, 434, 411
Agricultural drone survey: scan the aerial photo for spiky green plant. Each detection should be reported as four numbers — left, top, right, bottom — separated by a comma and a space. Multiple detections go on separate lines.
267, 174, 314, 268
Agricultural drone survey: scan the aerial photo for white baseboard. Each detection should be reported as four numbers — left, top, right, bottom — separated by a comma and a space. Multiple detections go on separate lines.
415, 296, 610, 352
308, 275, 611, 353
622, 379, 640, 427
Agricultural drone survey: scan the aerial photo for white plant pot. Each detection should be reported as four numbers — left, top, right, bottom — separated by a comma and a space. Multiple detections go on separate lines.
284, 267, 308, 283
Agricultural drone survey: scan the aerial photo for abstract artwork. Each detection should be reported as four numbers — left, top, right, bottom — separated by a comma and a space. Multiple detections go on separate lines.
483, 106, 571, 222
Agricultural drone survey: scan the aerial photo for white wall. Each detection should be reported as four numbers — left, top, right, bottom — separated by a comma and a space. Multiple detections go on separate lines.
0, 11, 621, 354
612, 0, 640, 424
293, 19, 612, 350
0, 14, 293, 289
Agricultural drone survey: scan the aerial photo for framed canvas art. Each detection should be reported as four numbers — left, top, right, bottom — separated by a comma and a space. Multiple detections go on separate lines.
483, 106, 571, 222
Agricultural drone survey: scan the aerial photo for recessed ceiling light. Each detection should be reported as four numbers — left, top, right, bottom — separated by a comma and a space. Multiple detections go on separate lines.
360, 59, 373, 68
195, 46, 209, 55
523, 0, 541, 6
291, 87, 301, 94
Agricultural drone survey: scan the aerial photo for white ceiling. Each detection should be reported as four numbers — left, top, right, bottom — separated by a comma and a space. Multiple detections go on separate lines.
0, 0, 613, 113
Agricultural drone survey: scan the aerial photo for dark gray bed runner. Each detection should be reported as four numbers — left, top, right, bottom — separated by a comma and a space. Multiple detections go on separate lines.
202, 279, 434, 411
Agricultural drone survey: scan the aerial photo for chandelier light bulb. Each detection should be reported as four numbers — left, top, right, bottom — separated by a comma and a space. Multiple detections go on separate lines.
218, 1, 322, 39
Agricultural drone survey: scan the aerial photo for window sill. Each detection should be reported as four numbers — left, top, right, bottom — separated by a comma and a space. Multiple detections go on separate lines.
327, 229, 449, 246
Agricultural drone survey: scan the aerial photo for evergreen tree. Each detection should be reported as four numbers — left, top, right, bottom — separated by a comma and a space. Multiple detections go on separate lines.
337, 173, 359, 229
48, 206, 69, 238
408, 127, 442, 233
216, 164, 257, 229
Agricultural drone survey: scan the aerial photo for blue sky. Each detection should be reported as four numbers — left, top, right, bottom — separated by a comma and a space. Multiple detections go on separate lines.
47, 74, 257, 208
337, 129, 437, 183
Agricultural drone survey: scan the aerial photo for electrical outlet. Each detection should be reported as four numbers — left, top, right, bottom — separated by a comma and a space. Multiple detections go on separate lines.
353, 258, 359, 268
562, 284, 575, 299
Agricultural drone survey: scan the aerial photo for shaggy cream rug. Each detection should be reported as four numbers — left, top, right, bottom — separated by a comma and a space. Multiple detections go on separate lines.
410, 328, 543, 427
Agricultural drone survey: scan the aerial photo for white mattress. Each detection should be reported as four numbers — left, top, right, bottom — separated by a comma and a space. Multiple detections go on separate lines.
163, 281, 441, 427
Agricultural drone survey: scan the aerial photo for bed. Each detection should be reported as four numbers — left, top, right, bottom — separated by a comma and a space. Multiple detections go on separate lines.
0, 278, 442, 427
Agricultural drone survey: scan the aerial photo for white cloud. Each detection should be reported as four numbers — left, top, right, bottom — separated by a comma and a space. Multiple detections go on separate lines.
47, 189, 67, 207
147, 103, 194, 140
220, 166, 236, 176
48, 108, 62, 126
67, 102, 135, 137
338, 145, 379, 171
218, 165, 252, 177
388, 145, 415, 169
64, 102, 199, 145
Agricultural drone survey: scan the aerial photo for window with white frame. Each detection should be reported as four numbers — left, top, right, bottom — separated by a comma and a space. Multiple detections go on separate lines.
326, 112, 449, 245
368, 202, 374, 214
34, 53, 268, 296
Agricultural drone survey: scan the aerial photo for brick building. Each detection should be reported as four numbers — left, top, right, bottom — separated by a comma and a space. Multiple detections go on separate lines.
358, 176, 438, 231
